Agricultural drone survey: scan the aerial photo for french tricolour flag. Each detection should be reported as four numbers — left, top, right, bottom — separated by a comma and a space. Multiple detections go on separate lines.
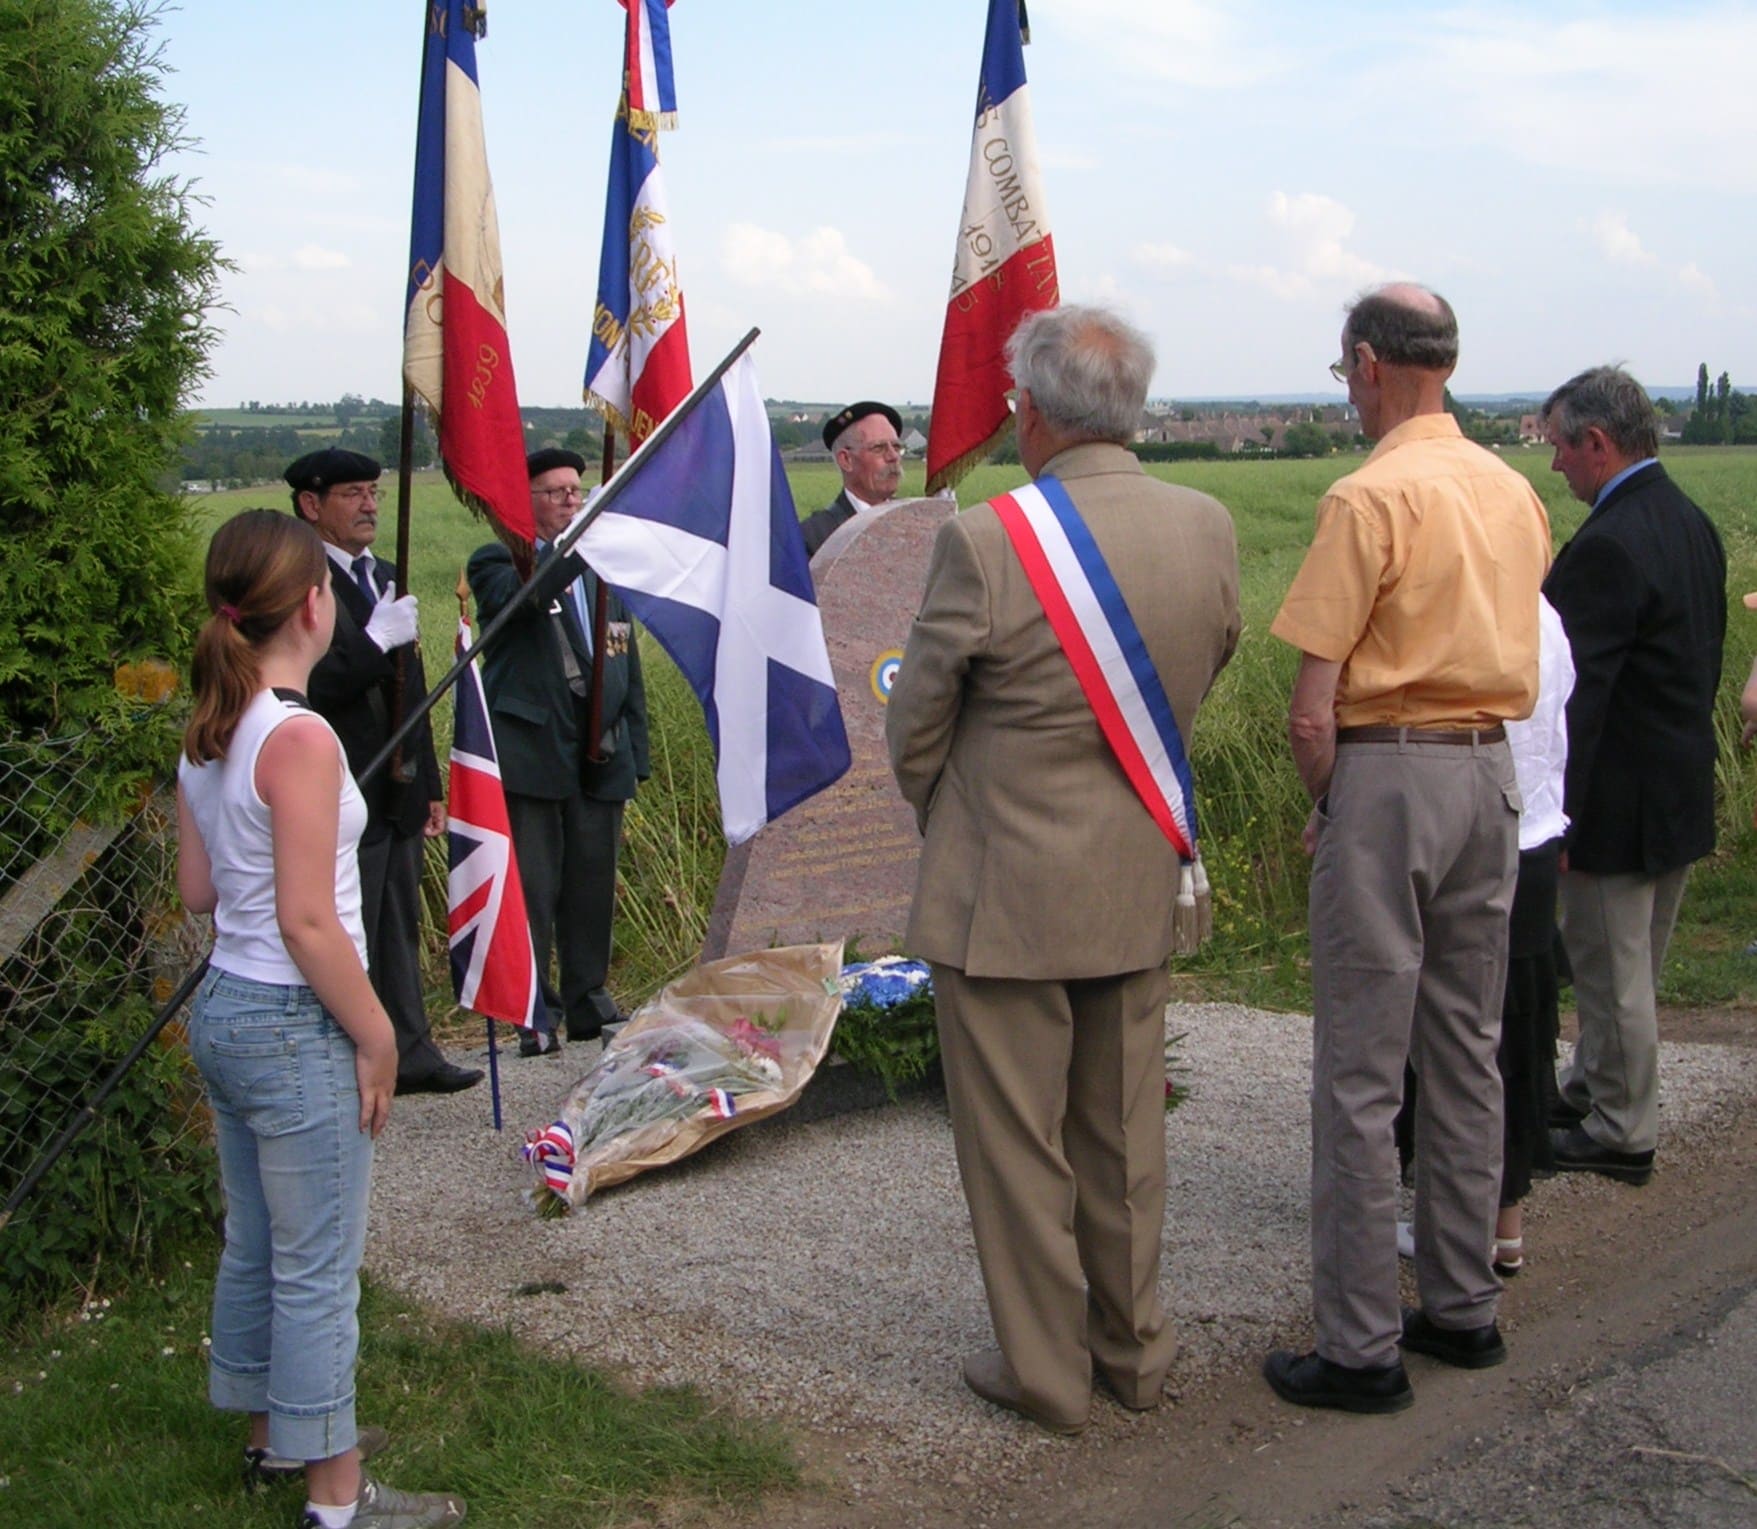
403, 0, 534, 546
925, 0, 1060, 495
621, 0, 678, 132
447, 615, 540, 1027
583, 2, 692, 446
569, 350, 850, 844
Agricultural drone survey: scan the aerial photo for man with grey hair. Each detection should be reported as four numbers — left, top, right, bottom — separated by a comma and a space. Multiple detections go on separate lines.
1266, 284, 1550, 1412
888, 304, 1240, 1433
1541, 365, 1725, 1184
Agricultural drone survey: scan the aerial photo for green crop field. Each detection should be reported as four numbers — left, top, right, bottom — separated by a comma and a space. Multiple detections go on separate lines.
185, 445, 1757, 1013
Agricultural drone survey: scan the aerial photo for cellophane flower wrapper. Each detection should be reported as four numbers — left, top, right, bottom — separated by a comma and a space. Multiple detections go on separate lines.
527, 942, 844, 1207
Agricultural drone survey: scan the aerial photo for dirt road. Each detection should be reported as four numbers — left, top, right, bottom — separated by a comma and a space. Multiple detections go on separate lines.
746, 1007, 1757, 1528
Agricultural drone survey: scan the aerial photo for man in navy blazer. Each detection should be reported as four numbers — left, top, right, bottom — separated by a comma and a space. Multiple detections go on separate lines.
1541, 367, 1725, 1184
467, 449, 650, 1057
286, 447, 483, 1096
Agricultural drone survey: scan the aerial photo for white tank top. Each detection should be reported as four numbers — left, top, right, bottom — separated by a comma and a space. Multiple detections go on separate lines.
179, 688, 369, 985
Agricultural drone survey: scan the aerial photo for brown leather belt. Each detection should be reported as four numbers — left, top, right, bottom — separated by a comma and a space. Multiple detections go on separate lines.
1336, 725, 1506, 746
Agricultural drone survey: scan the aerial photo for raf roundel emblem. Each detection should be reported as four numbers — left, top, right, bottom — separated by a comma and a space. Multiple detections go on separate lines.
870, 648, 905, 704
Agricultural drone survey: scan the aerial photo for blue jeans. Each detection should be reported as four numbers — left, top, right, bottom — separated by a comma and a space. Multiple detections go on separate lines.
188, 968, 373, 1462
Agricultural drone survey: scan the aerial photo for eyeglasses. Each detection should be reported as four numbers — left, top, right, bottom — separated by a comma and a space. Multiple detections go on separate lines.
1328, 341, 1374, 384
533, 484, 584, 503
849, 440, 905, 458
329, 484, 379, 503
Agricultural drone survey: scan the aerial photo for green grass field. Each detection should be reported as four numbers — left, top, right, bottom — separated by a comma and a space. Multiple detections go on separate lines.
0, 1261, 795, 1527
187, 445, 1757, 1012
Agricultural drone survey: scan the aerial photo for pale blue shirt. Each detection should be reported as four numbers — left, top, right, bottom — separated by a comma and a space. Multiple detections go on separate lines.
536, 540, 591, 656
1593, 457, 1658, 509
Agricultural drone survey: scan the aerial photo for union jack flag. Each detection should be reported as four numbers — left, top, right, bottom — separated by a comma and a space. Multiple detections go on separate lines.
447, 614, 539, 1026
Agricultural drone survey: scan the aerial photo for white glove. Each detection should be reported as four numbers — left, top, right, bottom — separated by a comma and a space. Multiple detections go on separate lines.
363, 580, 419, 652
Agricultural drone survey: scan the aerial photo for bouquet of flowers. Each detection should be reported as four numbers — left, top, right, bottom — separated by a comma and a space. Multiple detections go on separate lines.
829, 955, 937, 1097
523, 942, 843, 1210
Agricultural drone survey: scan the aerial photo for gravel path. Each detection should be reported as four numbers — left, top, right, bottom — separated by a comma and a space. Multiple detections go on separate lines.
366, 1003, 1757, 1490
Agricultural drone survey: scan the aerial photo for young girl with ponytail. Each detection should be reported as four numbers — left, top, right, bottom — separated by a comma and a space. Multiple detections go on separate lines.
177, 510, 465, 1528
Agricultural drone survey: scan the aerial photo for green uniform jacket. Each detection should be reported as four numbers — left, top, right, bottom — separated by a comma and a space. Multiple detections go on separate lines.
466, 541, 650, 803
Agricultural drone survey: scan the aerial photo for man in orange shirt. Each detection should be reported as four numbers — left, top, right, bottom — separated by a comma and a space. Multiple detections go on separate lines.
1264, 285, 1551, 1413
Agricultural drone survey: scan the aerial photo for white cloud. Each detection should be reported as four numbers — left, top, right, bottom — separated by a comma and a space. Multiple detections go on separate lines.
1226, 192, 1389, 299
1678, 262, 1719, 301
1129, 241, 1196, 273
1590, 213, 1657, 267
231, 245, 352, 274
720, 222, 890, 302
1390, 8, 1757, 193
276, 165, 364, 197
293, 245, 351, 271
1038, 0, 1291, 87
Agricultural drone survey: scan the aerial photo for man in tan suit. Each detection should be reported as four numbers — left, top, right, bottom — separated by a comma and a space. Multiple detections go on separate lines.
887, 305, 1240, 1434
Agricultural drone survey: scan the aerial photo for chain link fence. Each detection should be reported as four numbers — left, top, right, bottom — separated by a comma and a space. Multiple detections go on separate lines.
0, 726, 217, 1320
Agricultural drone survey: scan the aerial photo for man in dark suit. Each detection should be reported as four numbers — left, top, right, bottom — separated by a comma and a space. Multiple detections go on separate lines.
888, 307, 1240, 1434
1542, 366, 1726, 1184
799, 400, 904, 558
284, 448, 482, 1095
467, 449, 649, 1058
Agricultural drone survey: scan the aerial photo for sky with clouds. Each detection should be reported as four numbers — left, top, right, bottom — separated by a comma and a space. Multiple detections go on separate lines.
158, 0, 1754, 407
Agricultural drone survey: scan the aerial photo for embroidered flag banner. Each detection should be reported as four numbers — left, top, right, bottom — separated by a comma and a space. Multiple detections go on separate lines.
404, 0, 534, 545
569, 351, 849, 843
621, 0, 678, 132
989, 477, 1198, 860
447, 614, 540, 1026
584, 2, 692, 445
925, 0, 1059, 495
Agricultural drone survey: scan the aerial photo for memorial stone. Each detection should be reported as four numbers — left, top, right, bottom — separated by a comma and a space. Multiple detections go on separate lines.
703, 496, 954, 961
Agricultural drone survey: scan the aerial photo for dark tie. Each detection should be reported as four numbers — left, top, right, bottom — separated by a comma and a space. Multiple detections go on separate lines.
351, 554, 377, 604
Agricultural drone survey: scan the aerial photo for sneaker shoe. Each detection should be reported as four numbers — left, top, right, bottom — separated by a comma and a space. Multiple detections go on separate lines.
1262, 1349, 1413, 1414
300, 1474, 466, 1527
1399, 1308, 1507, 1369
244, 1425, 389, 1490
1395, 1220, 1415, 1261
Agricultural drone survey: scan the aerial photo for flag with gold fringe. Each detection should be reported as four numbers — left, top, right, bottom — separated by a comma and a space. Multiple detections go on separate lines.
925, 0, 1059, 495
583, 0, 692, 446
404, 0, 534, 546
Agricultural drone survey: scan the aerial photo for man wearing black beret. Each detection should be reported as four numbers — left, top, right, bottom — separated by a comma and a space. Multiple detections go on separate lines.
466, 447, 650, 1057
798, 400, 906, 558
284, 447, 483, 1095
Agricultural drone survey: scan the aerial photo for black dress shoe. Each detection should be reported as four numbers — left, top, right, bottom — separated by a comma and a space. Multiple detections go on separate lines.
1400, 1308, 1506, 1369
565, 1020, 604, 1043
518, 1028, 561, 1058
1547, 1096, 1587, 1130
1549, 1125, 1654, 1185
396, 1062, 484, 1096
1262, 1349, 1413, 1414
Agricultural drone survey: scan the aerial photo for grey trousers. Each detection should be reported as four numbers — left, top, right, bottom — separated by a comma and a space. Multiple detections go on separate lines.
1308, 737, 1518, 1369
1558, 866, 1688, 1155
931, 962, 1177, 1427
507, 790, 625, 1037
357, 820, 447, 1084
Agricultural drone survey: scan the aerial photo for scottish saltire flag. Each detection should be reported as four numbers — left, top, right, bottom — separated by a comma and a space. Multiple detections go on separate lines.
925, 0, 1060, 494
404, 0, 534, 545
569, 352, 850, 844
620, 0, 678, 132
447, 616, 540, 1026
990, 478, 1198, 859
583, 4, 692, 445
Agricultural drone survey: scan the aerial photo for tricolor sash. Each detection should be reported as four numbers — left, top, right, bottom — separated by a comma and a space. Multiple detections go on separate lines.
988, 476, 1198, 862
